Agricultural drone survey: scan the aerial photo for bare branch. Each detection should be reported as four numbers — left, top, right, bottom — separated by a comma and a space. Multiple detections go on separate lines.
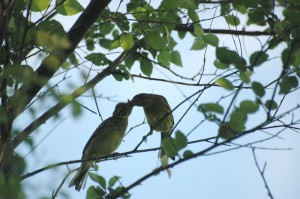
252, 148, 274, 199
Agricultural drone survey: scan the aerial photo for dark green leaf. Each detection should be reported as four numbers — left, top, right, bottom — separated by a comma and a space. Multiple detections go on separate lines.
157, 51, 170, 67
250, 51, 269, 66
161, 0, 180, 9
225, 15, 240, 26
265, 100, 278, 110
190, 38, 206, 50
144, 31, 164, 51
85, 53, 109, 66
183, 150, 194, 158
202, 34, 219, 47
216, 78, 234, 90
279, 76, 299, 94
216, 47, 245, 68
283, 9, 300, 26
162, 137, 177, 158
218, 123, 236, 140
252, 81, 265, 97
220, 3, 230, 15
175, 130, 187, 150
87, 186, 106, 199
88, 173, 106, 189
239, 100, 259, 114
99, 23, 114, 36
229, 109, 247, 133
170, 51, 182, 66
198, 103, 224, 114
140, 58, 153, 77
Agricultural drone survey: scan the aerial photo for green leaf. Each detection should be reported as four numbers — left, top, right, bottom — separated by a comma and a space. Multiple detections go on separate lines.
132, 7, 148, 20
29, 0, 50, 12
250, 51, 269, 66
162, 137, 178, 158
190, 38, 206, 50
229, 109, 247, 133
214, 60, 229, 69
252, 81, 265, 97
175, 130, 187, 150
239, 70, 252, 83
140, 58, 153, 77
294, 48, 300, 67
188, 9, 199, 22
193, 24, 204, 36
85, 53, 110, 66
170, 51, 182, 66
239, 100, 259, 114
120, 33, 134, 51
108, 176, 120, 187
157, 51, 170, 67
144, 31, 164, 51
183, 150, 194, 158
72, 101, 81, 117
88, 173, 106, 189
216, 47, 245, 68
198, 103, 224, 114
216, 78, 234, 90
218, 123, 236, 140
56, 0, 84, 16
99, 23, 114, 36
87, 186, 105, 198
202, 34, 219, 47
283, 9, 300, 25
225, 15, 240, 26
161, 0, 180, 9
265, 100, 278, 110
279, 76, 299, 94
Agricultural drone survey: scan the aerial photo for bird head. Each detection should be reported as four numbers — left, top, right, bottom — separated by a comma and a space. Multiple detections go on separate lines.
131, 93, 150, 107
113, 102, 133, 118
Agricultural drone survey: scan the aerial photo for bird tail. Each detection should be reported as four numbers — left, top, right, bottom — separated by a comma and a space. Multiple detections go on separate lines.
160, 132, 175, 160
69, 161, 92, 191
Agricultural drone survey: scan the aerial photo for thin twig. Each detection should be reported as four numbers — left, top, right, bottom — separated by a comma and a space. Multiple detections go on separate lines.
251, 148, 274, 199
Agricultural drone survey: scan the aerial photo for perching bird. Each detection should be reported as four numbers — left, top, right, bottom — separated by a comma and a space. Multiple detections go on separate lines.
69, 102, 132, 191
131, 93, 175, 159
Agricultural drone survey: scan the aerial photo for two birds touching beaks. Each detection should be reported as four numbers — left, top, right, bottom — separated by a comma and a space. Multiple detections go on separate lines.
69, 93, 174, 191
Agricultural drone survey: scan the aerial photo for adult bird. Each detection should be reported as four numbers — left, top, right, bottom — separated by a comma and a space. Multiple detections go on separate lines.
131, 93, 175, 160
69, 102, 132, 191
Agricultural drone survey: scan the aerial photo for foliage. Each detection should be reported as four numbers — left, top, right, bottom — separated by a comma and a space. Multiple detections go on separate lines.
0, 0, 299, 198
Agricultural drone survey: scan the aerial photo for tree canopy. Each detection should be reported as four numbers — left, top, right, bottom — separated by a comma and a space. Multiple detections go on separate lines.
0, 0, 299, 198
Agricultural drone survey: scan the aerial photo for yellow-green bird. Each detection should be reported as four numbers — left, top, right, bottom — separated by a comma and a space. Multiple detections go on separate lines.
69, 102, 132, 191
131, 93, 175, 159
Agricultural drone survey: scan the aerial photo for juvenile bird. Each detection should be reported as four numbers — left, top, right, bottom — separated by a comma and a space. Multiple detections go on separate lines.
69, 102, 132, 191
131, 93, 175, 159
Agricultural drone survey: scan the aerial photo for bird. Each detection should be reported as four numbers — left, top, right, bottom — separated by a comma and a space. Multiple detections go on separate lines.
69, 102, 132, 191
131, 93, 175, 160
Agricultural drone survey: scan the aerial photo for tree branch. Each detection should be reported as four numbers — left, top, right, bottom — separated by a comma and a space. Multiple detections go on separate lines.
11, 0, 111, 119
12, 47, 136, 149
252, 148, 274, 199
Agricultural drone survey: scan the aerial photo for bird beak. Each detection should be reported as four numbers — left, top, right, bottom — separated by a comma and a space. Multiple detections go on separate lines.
128, 99, 133, 106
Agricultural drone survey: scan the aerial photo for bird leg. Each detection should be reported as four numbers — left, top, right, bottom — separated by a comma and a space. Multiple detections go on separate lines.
133, 127, 154, 151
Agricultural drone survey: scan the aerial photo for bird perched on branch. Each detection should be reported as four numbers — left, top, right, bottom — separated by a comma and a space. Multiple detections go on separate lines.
131, 93, 175, 160
69, 102, 132, 191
